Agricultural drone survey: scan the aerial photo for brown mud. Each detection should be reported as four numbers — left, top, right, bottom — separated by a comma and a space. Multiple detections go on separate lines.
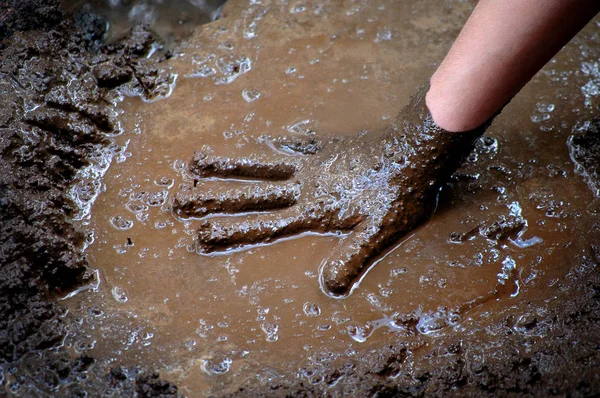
58, 0, 600, 397
0, 0, 183, 396
61, 0, 226, 47
181, 85, 485, 296
2, 0, 600, 397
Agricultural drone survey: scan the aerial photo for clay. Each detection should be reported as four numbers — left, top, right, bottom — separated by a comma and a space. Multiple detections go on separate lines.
184, 86, 484, 296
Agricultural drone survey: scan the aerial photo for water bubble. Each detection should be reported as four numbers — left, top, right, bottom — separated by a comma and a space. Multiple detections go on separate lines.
374, 26, 392, 42
530, 113, 551, 123
172, 159, 186, 172
497, 256, 516, 285
196, 320, 214, 338
112, 286, 128, 303
242, 88, 261, 102
184, 340, 197, 351
127, 329, 139, 346
536, 102, 555, 113
154, 176, 174, 188
110, 216, 134, 230
154, 220, 167, 229
192, 65, 216, 78
580, 61, 600, 107
390, 267, 408, 277
244, 21, 258, 39
87, 306, 104, 317
346, 324, 372, 342
261, 322, 279, 342
215, 55, 252, 84
332, 312, 350, 324
136, 212, 150, 222
303, 302, 321, 317
476, 136, 498, 156
75, 339, 97, 352
220, 40, 234, 51
290, 4, 306, 13
126, 202, 148, 213
257, 306, 270, 315
145, 190, 168, 206
202, 357, 233, 375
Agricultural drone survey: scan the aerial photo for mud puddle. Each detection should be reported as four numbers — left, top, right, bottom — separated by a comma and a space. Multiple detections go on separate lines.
63, 0, 600, 395
62, 0, 226, 45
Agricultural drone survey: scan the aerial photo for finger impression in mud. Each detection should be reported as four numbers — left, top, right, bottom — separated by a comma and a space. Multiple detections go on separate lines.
173, 85, 488, 296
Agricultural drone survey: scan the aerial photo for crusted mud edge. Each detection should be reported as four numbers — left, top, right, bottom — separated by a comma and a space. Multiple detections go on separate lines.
0, 1, 181, 396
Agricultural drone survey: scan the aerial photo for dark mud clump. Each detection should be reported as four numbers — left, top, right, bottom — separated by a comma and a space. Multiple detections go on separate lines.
0, 1, 180, 396
0, 0, 64, 42
569, 118, 600, 197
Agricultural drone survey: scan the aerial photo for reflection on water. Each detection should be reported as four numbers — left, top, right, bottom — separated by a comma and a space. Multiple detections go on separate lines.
63, 0, 226, 44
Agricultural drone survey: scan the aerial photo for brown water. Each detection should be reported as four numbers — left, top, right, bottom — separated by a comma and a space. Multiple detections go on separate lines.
64, 0, 600, 395
63, 0, 226, 44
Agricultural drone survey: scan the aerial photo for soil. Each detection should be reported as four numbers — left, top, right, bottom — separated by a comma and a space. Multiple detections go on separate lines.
2, 0, 600, 397
0, 1, 181, 396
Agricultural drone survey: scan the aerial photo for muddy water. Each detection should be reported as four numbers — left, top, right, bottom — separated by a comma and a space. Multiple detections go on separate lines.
65, 0, 600, 395
63, 0, 226, 44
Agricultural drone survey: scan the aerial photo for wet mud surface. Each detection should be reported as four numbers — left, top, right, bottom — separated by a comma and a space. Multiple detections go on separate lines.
2, 0, 600, 397
61, 0, 226, 47
179, 86, 486, 296
0, 0, 182, 396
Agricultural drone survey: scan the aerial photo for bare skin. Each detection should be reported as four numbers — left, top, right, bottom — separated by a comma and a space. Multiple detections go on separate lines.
174, 1, 600, 297
427, 0, 600, 132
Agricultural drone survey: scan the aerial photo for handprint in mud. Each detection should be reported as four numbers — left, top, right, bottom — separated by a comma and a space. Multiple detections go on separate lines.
173, 87, 485, 297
